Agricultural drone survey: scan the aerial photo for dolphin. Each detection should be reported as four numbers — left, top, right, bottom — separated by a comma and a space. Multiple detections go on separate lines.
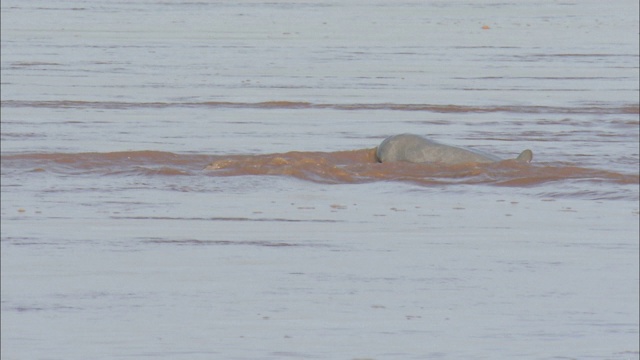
376, 133, 532, 164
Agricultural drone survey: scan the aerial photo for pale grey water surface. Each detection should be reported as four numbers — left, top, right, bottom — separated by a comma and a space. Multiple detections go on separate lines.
1, 1, 639, 359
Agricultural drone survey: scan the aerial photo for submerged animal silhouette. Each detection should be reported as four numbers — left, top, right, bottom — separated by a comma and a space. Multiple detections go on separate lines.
376, 133, 532, 164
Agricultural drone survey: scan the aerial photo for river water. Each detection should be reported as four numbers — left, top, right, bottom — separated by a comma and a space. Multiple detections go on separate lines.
1, 1, 639, 359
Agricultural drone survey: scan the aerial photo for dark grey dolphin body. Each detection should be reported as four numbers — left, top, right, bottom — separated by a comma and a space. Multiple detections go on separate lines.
376, 133, 532, 164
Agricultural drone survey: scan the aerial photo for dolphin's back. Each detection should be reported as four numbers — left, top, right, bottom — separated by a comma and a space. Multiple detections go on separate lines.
376, 134, 514, 164
516, 149, 533, 163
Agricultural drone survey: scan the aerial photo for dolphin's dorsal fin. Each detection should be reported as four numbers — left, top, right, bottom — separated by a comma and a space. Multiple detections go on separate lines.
516, 149, 533, 163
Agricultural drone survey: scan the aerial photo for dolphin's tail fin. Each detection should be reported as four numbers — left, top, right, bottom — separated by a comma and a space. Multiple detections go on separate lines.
515, 149, 533, 163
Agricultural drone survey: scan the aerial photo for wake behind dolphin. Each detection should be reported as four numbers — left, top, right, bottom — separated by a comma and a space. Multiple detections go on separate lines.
376, 133, 532, 165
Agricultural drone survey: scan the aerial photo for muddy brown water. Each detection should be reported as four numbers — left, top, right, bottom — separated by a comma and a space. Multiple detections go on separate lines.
1, 1, 638, 359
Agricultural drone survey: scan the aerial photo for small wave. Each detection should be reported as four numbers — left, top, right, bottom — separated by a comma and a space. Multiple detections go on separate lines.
2, 100, 637, 115
140, 238, 329, 247
1, 151, 210, 176
2, 150, 637, 197
207, 151, 639, 189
